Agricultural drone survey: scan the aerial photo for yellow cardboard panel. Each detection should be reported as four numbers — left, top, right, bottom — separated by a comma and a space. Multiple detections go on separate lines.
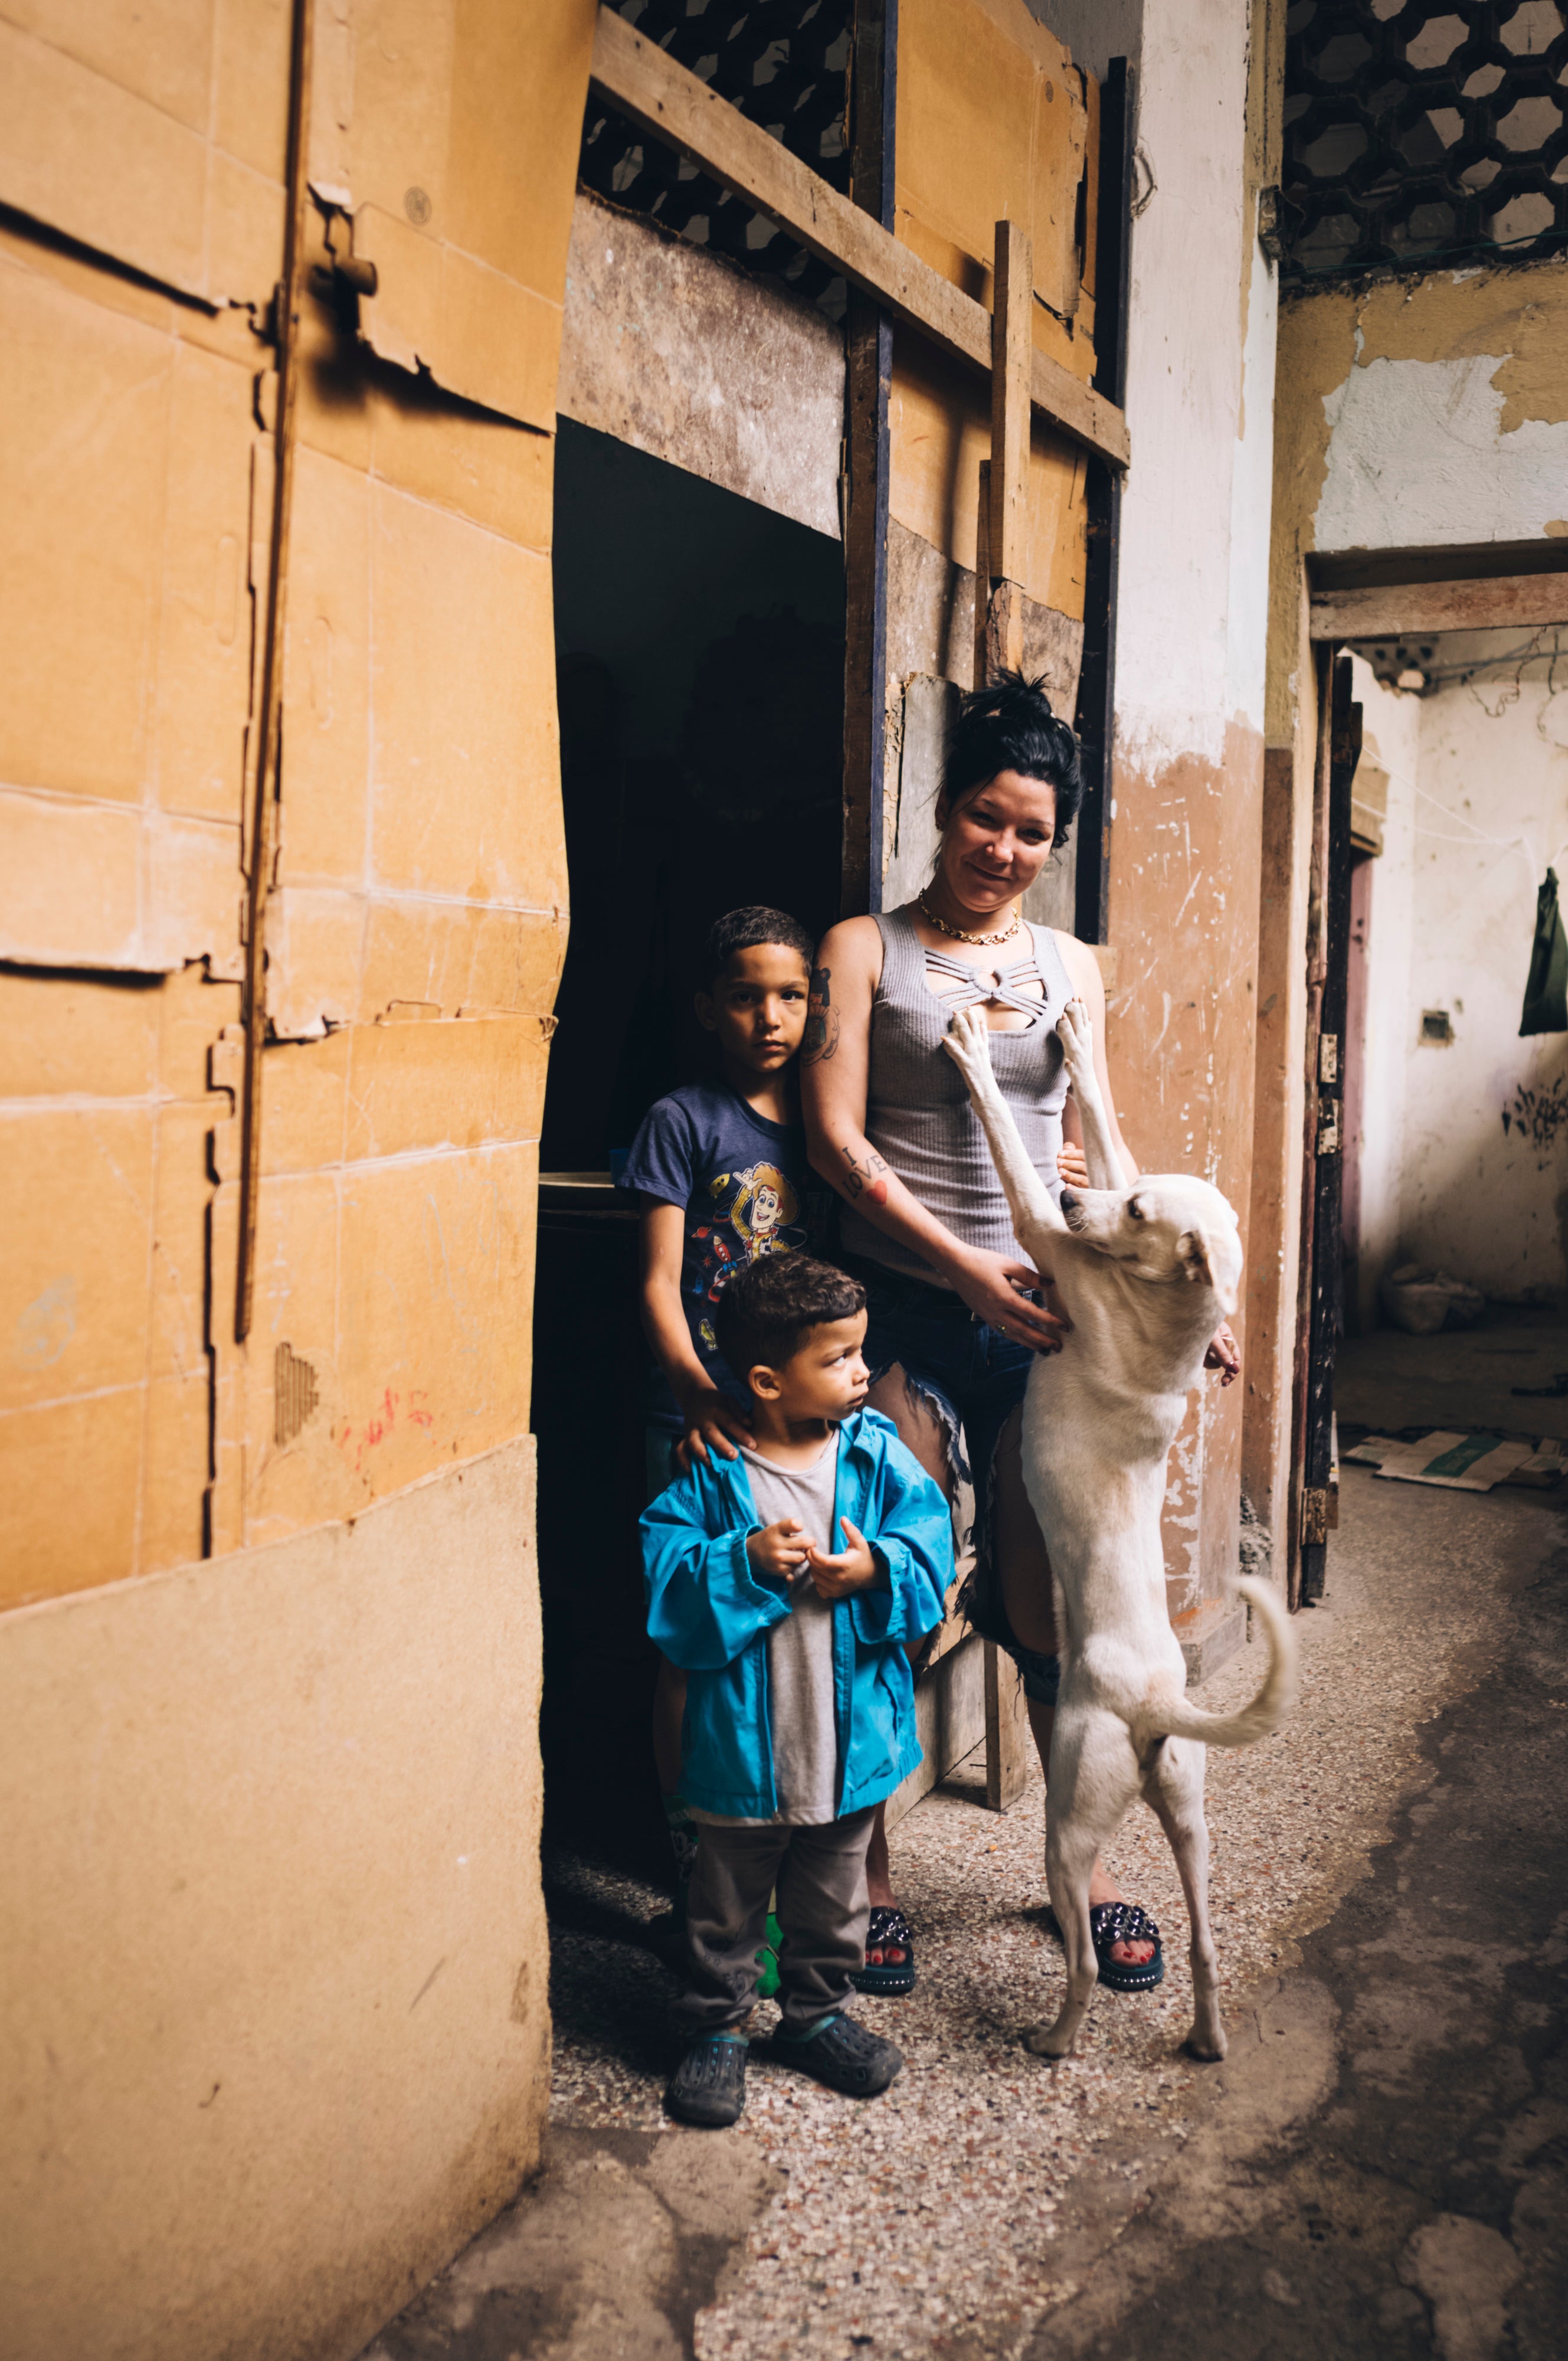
368, 374, 554, 552
370, 488, 564, 906
0, 970, 159, 1099
206, 148, 288, 322
148, 1102, 217, 1386
0, 792, 142, 968
890, 332, 1087, 616
0, 1388, 142, 1610
330, 1141, 536, 1502
329, 0, 597, 432
0, 259, 169, 805
240, 1168, 345, 1541
265, 886, 365, 1039
260, 1029, 352, 1179
358, 900, 566, 1021
345, 1015, 548, 1162
146, 815, 244, 976
0, 19, 209, 297
158, 962, 244, 1105
214, 0, 292, 182
4, 0, 217, 134
895, 0, 1086, 325
280, 447, 372, 882
137, 1371, 210, 1575
0, 1106, 154, 1411
154, 339, 260, 823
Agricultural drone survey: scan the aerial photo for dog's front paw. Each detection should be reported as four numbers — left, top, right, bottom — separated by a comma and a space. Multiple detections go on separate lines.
942, 1004, 993, 1082
1023, 2020, 1075, 2062
1056, 996, 1094, 1079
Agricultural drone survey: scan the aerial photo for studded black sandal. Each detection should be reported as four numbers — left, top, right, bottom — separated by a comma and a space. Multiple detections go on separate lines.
1042, 1900, 1166, 1994
850, 1905, 916, 1997
1089, 1902, 1164, 1993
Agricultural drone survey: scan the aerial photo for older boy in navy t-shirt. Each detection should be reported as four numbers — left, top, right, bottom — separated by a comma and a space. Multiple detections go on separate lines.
618, 907, 834, 1905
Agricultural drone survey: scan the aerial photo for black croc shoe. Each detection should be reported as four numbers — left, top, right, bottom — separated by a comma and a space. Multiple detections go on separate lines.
770, 2012, 904, 2097
665, 2030, 749, 2127
850, 1905, 916, 1998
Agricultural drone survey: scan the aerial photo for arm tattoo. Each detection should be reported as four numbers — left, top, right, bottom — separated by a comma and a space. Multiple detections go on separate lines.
839, 1144, 889, 1205
802, 964, 841, 1065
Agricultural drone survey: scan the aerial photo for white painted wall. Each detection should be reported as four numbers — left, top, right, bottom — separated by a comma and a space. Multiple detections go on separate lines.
1350, 635, 1568, 1306
1318, 351, 1568, 554
1347, 655, 1419, 1327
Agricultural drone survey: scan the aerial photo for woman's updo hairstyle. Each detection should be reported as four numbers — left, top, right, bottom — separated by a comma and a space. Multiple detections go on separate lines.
942, 669, 1083, 848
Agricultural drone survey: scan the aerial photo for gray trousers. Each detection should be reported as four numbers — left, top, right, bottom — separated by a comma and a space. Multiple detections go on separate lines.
679, 1808, 876, 2040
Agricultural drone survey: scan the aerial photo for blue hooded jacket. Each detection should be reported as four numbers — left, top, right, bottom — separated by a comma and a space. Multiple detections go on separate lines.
642, 1409, 951, 1820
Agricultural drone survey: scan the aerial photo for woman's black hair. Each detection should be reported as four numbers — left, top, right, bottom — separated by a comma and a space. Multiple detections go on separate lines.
942, 669, 1083, 847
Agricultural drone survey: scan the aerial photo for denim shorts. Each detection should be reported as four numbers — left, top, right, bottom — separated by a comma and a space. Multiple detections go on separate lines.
844, 1255, 1060, 1707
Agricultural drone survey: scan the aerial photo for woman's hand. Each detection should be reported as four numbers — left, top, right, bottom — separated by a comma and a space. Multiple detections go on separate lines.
1204, 1323, 1240, 1386
1056, 1140, 1089, 1191
947, 1248, 1072, 1353
675, 1384, 754, 1470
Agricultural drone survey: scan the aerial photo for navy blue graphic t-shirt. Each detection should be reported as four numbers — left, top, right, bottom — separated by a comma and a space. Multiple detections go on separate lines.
618, 1082, 834, 1430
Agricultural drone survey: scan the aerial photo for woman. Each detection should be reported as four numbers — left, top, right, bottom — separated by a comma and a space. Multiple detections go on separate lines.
803, 673, 1238, 1997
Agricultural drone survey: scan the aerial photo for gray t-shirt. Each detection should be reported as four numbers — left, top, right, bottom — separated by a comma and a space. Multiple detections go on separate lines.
692, 1434, 842, 1827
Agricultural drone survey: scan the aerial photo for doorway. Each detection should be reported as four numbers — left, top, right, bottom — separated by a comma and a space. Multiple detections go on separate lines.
535, 420, 847, 1865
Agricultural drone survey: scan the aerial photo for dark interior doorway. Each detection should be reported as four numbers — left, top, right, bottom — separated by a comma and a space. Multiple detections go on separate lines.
542, 418, 845, 1173
535, 420, 846, 1875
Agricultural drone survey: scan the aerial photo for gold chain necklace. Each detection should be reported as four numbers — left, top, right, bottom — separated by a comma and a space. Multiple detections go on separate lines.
918, 891, 1022, 948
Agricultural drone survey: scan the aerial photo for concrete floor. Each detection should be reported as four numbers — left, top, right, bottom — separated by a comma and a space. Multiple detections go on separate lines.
1337, 1307, 1568, 1445
361, 1471, 1567, 2361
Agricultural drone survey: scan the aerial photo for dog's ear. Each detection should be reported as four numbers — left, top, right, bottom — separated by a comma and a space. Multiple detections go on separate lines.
1180, 1228, 1215, 1287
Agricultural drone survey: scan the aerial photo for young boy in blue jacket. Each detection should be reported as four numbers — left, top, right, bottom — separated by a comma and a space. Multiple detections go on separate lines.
643, 1253, 950, 2128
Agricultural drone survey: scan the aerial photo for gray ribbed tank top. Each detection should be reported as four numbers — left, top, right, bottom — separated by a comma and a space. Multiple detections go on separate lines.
839, 905, 1073, 1280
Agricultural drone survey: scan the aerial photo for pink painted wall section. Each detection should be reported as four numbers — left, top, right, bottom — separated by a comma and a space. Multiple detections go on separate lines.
1105, 719, 1266, 1627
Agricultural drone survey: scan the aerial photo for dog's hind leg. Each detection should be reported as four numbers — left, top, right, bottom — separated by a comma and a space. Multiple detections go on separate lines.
1147, 1738, 1226, 2061
1027, 1808, 1100, 2061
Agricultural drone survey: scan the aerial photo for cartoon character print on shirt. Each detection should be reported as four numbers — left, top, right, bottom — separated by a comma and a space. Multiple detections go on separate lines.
690, 1162, 804, 1355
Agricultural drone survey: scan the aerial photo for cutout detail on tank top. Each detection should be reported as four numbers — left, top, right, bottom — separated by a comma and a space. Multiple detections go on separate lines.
919, 944, 1048, 1029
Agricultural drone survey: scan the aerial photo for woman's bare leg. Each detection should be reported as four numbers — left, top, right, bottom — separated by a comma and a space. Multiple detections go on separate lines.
992, 1408, 1154, 1967
860, 1365, 955, 1967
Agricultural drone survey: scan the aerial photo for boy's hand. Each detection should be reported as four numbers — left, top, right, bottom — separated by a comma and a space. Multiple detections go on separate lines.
675, 1385, 753, 1471
747, 1517, 817, 1582
805, 1516, 883, 1600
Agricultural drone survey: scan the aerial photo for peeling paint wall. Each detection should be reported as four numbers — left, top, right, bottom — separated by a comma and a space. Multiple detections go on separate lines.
0, 1, 595, 2350
1096, 0, 1277, 1634
1351, 640, 1568, 1305
1260, 247, 1568, 1551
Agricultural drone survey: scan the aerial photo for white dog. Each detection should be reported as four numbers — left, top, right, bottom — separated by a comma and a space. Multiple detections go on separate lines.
942, 998, 1295, 2062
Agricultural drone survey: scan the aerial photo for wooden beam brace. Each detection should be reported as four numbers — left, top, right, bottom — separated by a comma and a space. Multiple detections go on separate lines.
588, 5, 1130, 471
983, 218, 1031, 678
1311, 571, 1568, 642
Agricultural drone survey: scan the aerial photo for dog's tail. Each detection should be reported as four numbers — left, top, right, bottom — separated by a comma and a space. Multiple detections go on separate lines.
1140, 1579, 1297, 1751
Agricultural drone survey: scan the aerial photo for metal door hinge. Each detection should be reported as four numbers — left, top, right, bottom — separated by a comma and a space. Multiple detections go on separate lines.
1319, 1033, 1339, 1083
1317, 1107, 1341, 1155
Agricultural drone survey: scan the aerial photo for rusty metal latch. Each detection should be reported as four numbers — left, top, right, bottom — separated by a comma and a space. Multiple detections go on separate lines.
1301, 1487, 1334, 1546
1317, 1107, 1341, 1156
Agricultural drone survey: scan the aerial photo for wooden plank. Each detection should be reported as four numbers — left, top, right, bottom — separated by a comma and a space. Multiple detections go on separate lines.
840, 0, 897, 917
983, 1640, 1032, 1811
588, 5, 1130, 470
981, 217, 1029, 678
1072, 56, 1134, 948
1311, 572, 1568, 641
